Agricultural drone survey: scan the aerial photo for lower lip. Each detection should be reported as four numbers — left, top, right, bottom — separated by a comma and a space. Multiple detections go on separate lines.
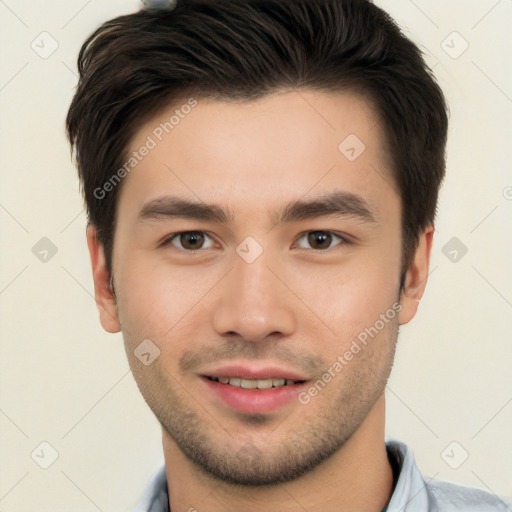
202, 377, 306, 415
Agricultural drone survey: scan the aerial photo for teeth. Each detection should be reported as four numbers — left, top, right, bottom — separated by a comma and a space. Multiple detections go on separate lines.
210, 377, 297, 389
240, 379, 258, 389
257, 379, 273, 389
229, 377, 241, 387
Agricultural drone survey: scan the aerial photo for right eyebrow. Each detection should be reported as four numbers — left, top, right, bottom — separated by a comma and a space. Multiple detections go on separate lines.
137, 197, 233, 225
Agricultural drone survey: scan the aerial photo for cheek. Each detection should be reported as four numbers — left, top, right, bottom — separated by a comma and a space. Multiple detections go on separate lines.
289, 252, 401, 346
115, 257, 224, 342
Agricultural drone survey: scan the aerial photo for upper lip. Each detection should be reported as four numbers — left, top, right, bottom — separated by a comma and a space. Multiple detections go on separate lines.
202, 363, 308, 382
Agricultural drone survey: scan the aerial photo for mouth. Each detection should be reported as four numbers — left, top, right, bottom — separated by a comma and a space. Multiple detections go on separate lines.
201, 367, 308, 414
205, 376, 304, 390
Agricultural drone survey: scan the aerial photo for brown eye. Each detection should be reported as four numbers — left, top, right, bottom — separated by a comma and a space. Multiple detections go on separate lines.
179, 232, 205, 250
307, 231, 333, 250
166, 231, 214, 251
294, 231, 346, 250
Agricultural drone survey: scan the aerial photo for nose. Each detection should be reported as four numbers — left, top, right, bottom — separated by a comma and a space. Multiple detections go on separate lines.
212, 250, 297, 343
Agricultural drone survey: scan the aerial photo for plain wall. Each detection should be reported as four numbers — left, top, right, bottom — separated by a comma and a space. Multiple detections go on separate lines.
0, 0, 511, 510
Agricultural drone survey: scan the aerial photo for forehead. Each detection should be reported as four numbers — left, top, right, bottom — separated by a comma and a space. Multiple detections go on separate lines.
119, 89, 397, 225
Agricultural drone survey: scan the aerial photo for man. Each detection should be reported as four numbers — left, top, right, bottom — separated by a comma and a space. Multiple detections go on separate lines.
66, 0, 511, 510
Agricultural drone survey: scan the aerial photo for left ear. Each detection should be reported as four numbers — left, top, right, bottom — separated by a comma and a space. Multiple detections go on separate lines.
398, 226, 434, 325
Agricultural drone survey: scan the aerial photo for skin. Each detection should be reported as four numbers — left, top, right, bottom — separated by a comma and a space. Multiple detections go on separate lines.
87, 89, 433, 512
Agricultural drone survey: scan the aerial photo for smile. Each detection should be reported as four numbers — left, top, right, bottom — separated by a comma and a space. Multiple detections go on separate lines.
206, 376, 301, 389
203, 373, 308, 414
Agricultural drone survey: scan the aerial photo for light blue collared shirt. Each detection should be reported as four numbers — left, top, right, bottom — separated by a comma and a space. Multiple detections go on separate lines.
132, 440, 511, 511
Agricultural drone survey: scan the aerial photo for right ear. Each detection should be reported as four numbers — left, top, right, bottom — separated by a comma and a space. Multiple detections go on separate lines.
86, 225, 121, 333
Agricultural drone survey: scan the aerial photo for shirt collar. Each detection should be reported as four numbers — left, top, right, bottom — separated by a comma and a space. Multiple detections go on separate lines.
385, 439, 431, 511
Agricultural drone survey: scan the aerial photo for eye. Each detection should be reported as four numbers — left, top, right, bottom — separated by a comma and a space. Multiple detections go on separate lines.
165, 231, 215, 251
294, 231, 347, 250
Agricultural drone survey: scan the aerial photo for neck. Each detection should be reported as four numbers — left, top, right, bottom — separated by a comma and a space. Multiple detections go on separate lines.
162, 395, 393, 512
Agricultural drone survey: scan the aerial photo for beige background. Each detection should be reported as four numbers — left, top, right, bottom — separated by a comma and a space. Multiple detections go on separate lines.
0, 0, 511, 510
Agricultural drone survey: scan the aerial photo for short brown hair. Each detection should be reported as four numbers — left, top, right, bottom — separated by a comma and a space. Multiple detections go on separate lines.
66, 0, 448, 278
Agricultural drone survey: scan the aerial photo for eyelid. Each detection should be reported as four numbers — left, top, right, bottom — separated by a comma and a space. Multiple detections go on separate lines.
163, 231, 216, 251
292, 231, 349, 250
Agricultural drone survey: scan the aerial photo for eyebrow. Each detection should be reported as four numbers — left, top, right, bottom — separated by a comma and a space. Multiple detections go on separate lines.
279, 191, 376, 224
137, 191, 377, 226
138, 197, 232, 224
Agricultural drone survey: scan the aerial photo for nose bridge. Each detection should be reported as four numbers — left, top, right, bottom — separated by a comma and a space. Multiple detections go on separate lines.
237, 236, 271, 278
212, 246, 297, 341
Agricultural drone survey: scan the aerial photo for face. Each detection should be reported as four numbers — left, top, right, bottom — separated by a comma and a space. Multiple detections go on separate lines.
89, 89, 430, 486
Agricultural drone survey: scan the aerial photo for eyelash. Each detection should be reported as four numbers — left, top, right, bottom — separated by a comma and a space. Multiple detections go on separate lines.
162, 231, 349, 252
162, 232, 216, 252
293, 231, 348, 250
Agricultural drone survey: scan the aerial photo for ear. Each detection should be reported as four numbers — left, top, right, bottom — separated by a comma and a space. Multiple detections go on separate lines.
86, 225, 121, 333
398, 226, 434, 325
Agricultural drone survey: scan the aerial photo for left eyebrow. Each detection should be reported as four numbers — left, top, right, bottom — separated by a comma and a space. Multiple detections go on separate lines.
277, 191, 377, 225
